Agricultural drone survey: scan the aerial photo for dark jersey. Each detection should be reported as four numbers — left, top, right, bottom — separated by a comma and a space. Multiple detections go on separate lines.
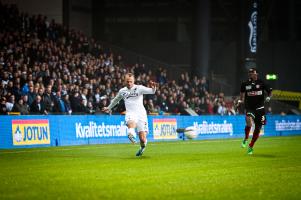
240, 78, 272, 110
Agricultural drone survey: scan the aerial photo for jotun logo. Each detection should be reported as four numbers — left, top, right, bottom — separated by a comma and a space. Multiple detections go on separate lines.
153, 118, 177, 140
12, 120, 50, 145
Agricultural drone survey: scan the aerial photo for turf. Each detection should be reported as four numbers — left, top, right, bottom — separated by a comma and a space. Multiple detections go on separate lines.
1, 136, 301, 200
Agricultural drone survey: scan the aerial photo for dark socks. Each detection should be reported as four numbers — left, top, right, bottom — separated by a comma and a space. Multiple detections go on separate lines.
244, 126, 251, 141
249, 128, 260, 147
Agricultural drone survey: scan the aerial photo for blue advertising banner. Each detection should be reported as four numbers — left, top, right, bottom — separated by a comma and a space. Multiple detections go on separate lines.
0, 115, 300, 149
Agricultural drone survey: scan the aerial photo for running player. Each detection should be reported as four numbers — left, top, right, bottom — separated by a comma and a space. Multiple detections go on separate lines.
102, 73, 157, 156
237, 68, 272, 154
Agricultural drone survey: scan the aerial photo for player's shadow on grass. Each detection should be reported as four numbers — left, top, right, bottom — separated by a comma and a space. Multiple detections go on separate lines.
122, 156, 151, 160
252, 154, 276, 158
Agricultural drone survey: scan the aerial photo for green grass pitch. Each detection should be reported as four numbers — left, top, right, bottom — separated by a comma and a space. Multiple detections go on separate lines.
1, 136, 301, 200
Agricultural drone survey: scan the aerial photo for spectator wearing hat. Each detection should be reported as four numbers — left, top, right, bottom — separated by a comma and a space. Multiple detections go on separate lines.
12, 98, 30, 115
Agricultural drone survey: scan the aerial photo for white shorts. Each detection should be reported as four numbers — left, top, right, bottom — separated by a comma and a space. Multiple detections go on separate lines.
125, 113, 149, 133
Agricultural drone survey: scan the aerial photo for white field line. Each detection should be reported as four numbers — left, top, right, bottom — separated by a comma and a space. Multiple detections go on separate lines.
0, 136, 294, 155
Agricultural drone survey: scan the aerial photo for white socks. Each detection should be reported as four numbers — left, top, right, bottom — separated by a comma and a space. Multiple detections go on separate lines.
128, 128, 136, 138
128, 128, 147, 148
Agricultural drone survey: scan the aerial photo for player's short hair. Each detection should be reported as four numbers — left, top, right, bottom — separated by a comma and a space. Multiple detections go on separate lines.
125, 73, 135, 79
126, 73, 134, 77
125, 73, 135, 83
248, 68, 258, 74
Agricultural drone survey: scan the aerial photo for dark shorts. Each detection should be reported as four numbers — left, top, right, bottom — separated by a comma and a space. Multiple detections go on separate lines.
246, 108, 266, 126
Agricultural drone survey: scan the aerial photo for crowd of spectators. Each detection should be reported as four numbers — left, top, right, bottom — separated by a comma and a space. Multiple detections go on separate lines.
0, 3, 238, 116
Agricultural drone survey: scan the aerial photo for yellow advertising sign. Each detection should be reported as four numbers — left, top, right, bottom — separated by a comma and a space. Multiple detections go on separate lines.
153, 118, 177, 140
12, 119, 50, 145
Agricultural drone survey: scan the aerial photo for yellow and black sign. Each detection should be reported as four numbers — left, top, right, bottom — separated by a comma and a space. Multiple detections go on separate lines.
272, 90, 301, 109
12, 119, 50, 145
153, 118, 177, 140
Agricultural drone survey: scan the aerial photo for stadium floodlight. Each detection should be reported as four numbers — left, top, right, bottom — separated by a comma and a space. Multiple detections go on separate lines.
266, 74, 277, 80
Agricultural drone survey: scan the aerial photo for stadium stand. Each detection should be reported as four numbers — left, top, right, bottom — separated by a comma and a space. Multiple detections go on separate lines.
0, 2, 267, 116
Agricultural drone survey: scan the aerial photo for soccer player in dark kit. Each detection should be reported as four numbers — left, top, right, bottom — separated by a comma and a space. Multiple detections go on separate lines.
237, 68, 272, 155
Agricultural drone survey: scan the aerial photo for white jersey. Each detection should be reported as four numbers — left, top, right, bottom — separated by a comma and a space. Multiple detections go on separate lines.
108, 84, 156, 117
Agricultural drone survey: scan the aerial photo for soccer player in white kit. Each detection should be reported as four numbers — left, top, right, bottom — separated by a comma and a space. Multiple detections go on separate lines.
102, 73, 157, 156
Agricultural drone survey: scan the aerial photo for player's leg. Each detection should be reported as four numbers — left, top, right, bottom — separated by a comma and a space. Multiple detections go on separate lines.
127, 120, 137, 144
248, 124, 261, 154
135, 120, 148, 156
248, 110, 266, 154
242, 112, 253, 148
136, 131, 147, 156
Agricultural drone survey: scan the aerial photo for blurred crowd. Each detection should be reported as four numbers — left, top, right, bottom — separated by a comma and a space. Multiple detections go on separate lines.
0, 3, 238, 116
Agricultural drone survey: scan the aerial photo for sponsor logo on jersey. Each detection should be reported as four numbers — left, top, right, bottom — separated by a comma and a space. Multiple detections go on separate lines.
246, 85, 252, 90
121, 91, 139, 99
247, 90, 262, 96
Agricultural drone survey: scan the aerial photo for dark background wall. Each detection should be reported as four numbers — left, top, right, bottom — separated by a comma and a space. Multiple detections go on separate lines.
8, 0, 63, 23
68, 0, 92, 37
91, 0, 301, 94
